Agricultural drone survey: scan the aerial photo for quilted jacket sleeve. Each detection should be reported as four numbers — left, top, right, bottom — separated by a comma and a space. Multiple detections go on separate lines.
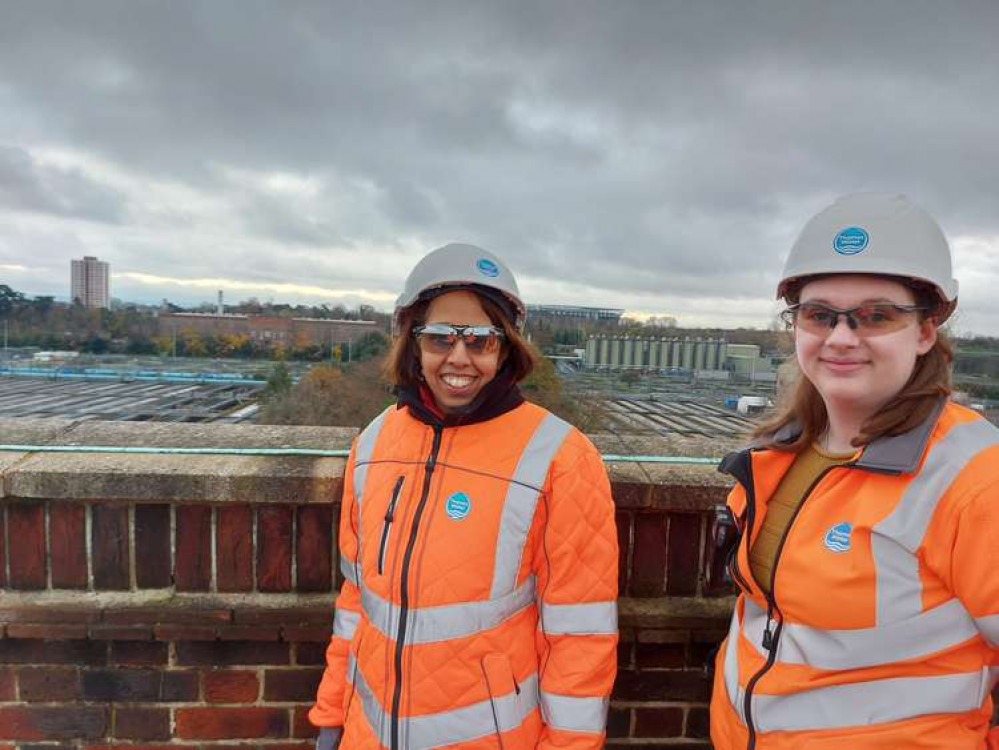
308, 444, 363, 740
534, 429, 619, 749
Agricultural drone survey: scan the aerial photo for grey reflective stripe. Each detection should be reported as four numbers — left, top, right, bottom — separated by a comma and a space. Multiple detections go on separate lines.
349, 654, 539, 747
541, 600, 617, 635
872, 418, 999, 623
743, 597, 979, 670
539, 691, 608, 733
332, 607, 360, 641
339, 555, 360, 586
362, 577, 536, 645
976, 613, 999, 647
315, 726, 341, 750
750, 670, 992, 732
353, 407, 390, 514
722, 606, 745, 722
490, 413, 573, 598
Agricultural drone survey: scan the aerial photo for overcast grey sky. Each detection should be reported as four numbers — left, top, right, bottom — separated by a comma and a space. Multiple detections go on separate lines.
1, 1, 998, 332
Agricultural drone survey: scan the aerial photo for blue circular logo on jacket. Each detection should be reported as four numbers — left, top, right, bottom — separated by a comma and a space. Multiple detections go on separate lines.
823, 522, 853, 553
476, 258, 500, 278
445, 491, 471, 520
833, 227, 869, 255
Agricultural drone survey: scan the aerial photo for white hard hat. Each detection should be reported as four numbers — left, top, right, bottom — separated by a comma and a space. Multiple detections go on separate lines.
395, 243, 527, 330
778, 193, 958, 321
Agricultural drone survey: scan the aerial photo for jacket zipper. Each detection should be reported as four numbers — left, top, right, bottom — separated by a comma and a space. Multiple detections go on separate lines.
390, 425, 443, 750
741, 464, 846, 750
377, 476, 406, 575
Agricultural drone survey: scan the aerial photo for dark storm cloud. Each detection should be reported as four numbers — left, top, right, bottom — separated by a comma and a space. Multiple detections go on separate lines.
1, 1, 998, 329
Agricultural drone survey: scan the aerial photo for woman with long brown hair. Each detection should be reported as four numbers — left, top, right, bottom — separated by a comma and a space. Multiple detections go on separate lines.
310, 243, 618, 749
711, 194, 999, 749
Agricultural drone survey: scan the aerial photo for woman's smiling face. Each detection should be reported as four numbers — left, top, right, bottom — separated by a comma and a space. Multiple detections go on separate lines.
794, 275, 937, 422
419, 290, 503, 412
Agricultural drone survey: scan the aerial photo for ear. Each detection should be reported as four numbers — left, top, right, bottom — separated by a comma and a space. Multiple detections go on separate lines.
915, 318, 938, 356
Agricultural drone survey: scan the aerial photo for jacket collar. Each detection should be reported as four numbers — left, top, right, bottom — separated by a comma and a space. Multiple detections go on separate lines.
760, 396, 947, 475
395, 366, 525, 428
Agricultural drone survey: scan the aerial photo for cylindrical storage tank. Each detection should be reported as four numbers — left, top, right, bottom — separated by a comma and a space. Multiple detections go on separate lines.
585, 336, 598, 369
598, 336, 609, 369
718, 340, 728, 366
670, 339, 681, 368
682, 338, 694, 370
704, 338, 717, 370
623, 336, 635, 368
609, 337, 621, 370
695, 338, 707, 370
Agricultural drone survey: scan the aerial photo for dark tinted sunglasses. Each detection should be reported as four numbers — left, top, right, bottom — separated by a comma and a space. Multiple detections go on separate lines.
413, 323, 505, 354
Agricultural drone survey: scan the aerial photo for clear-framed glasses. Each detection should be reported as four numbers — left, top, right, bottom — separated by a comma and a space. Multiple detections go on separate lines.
412, 323, 505, 355
780, 302, 926, 337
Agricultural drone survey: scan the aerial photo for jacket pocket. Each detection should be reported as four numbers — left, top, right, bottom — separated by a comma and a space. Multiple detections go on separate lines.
481, 653, 526, 750
377, 476, 405, 575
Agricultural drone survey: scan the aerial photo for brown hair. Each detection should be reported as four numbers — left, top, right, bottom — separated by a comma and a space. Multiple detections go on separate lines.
752, 277, 953, 451
382, 290, 537, 389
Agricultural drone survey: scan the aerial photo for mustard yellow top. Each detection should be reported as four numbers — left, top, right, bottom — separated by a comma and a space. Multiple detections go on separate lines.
749, 442, 855, 595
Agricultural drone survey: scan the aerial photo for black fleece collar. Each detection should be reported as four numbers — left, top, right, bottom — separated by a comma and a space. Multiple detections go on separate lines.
395, 366, 525, 428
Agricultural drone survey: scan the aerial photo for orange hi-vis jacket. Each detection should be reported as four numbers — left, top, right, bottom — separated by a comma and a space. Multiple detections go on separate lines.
310, 399, 619, 749
711, 400, 999, 749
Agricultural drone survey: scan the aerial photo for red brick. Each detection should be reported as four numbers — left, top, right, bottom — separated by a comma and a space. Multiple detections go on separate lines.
204, 670, 259, 703
636, 643, 686, 669
7, 503, 45, 590
685, 706, 709, 738
102, 607, 230, 625
616, 511, 632, 594
0, 639, 107, 666
296, 505, 333, 592
614, 670, 710, 702
217, 625, 281, 641
154, 624, 218, 641
294, 642, 327, 666
0, 507, 5, 587
91, 624, 154, 641
0, 668, 14, 701
175, 706, 288, 739
606, 706, 631, 738
631, 513, 667, 597
263, 668, 323, 702
50, 503, 87, 588
617, 642, 633, 669
282, 625, 331, 643
92, 504, 129, 590
217, 505, 254, 592
292, 705, 318, 738
666, 512, 702, 596
257, 505, 293, 592
176, 505, 212, 591
6, 623, 88, 639
634, 706, 684, 738
234, 608, 330, 626
110, 641, 169, 666
0, 706, 107, 740
114, 706, 170, 740
176, 641, 290, 666
0, 607, 99, 624
18, 667, 81, 702
135, 504, 171, 589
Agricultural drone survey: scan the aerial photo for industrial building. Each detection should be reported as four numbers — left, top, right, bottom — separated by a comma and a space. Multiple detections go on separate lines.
157, 312, 380, 347
584, 335, 777, 381
70, 255, 110, 309
527, 304, 624, 328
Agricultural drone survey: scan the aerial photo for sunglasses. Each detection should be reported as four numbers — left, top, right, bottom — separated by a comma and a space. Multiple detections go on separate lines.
412, 323, 506, 355
780, 302, 927, 337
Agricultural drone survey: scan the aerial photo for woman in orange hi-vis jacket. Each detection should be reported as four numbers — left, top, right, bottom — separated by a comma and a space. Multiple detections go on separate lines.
711, 193, 999, 749
309, 243, 619, 749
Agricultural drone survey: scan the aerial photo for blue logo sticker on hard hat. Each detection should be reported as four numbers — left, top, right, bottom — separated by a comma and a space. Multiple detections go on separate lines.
476, 258, 500, 278
445, 491, 471, 520
823, 522, 853, 553
833, 227, 870, 256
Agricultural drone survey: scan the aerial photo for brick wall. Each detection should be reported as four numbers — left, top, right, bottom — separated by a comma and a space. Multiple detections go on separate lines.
0, 418, 738, 749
